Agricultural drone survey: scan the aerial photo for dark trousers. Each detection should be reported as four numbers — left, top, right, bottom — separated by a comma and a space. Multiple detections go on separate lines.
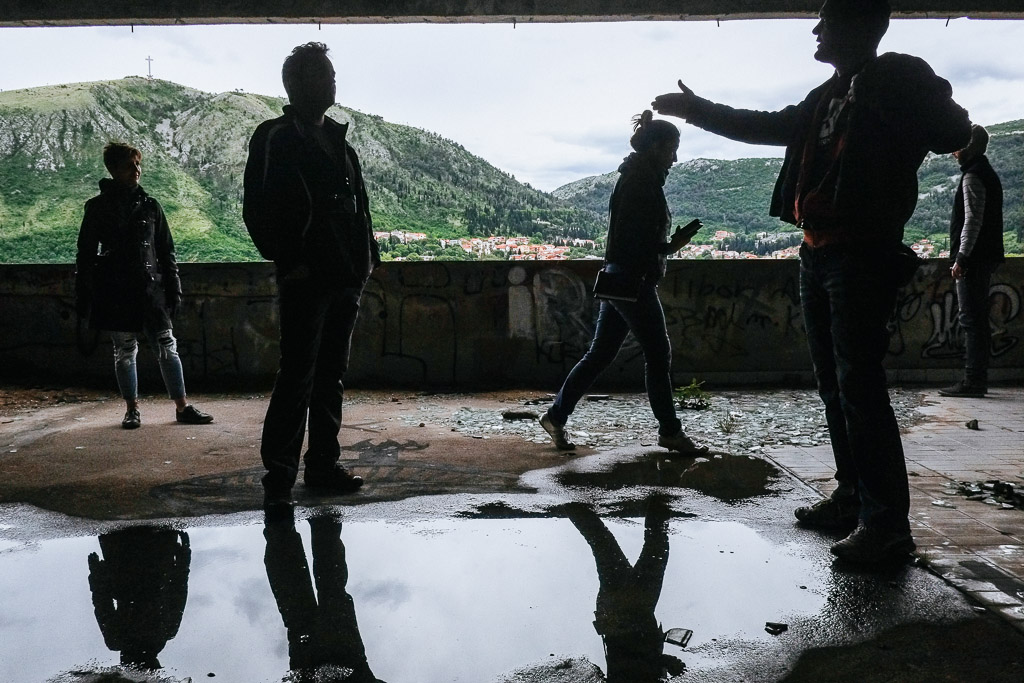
955, 266, 993, 387
799, 243, 909, 532
549, 282, 681, 437
261, 276, 362, 494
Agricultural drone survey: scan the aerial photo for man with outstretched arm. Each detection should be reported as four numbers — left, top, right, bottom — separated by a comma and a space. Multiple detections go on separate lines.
653, 0, 971, 564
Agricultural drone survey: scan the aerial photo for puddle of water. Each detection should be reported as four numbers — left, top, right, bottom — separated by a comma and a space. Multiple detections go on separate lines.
557, 454, 777, 502
0, 509, 827, 683
0, 453, 979, 683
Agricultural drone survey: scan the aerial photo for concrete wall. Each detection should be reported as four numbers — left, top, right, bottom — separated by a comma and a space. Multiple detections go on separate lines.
1, 259, 1022, 390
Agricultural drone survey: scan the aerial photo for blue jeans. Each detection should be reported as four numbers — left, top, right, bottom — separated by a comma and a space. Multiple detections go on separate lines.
111, 327, 186, 402
799, 243, 909, 532
261, 276, 363, 493
955, 266, 993, 387
549, 282, 682, 437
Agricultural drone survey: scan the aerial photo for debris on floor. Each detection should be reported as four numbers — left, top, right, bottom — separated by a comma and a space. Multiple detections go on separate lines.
942, 480, 1022, 509
665, 628, 693, 648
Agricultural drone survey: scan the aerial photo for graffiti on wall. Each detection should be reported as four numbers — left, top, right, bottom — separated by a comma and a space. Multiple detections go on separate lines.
659, 270, 804, 367
920, 281, 1021, 360
529, 266, 605, 367
3, 261, 1023, 388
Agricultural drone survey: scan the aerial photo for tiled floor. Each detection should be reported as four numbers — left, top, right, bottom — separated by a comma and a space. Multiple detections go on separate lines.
767, 386, 1024, 632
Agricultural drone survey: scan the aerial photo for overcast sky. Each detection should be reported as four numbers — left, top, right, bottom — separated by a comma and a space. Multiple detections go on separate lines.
1, 18, 1022, 191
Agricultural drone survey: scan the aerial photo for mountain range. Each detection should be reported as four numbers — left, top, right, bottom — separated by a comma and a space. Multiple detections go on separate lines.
556, 122, 1023, 252
0, 78, 1020, 263
0, 78, 603, 264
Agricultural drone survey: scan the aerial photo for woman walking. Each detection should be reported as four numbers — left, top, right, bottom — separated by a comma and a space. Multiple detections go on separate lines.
540, 111, 706, 455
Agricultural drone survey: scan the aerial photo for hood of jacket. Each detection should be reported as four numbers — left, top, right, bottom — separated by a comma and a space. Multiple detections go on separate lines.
617, 152, 670, 186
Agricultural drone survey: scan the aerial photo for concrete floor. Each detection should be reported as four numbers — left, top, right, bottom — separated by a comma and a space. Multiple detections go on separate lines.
769, 386, 1024, 634
2, 385, 1023, 631
1, 384, 1024, 682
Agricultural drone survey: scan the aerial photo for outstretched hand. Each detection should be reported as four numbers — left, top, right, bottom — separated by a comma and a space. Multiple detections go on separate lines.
652, 80, 698, 119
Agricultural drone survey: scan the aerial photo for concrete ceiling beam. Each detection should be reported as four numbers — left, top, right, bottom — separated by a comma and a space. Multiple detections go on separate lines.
2, 1, 1023, 28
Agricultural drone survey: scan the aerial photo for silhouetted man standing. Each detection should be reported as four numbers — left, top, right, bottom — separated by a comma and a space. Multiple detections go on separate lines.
939, 124, 1004, 398
244, 42, 379, 509
654, 0, 971, 564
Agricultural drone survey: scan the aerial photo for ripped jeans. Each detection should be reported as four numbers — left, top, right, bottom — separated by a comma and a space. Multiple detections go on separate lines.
111, 326, 186, 402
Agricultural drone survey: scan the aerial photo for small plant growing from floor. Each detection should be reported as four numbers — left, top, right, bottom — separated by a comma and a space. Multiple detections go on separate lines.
716, 411, 738, 435
674, 378, 711, 410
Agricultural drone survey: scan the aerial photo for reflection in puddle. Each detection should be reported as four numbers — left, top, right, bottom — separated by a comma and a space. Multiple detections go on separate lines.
557, 453, 779, 502
563, 497, 684, 681
264, 513, 378, 682
88, 527, 190, 670
0, 504, 826, 683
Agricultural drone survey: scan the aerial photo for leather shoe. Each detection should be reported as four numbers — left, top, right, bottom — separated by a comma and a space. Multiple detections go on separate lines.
121, 408, 141, 430
831, 523, 916, 565
938, 381, 986, 398
176, 404, 214, 424
794, 496, 860, 531
657, 430, 708, 455
304, 464, 364, 493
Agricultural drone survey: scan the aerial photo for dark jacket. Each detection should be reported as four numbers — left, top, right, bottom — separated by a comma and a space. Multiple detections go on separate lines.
603, 153, 672, 281
243, 106, 380, 290
950, 154, 1004, 268
75, 180, 180, 332
686, 52, 971, 244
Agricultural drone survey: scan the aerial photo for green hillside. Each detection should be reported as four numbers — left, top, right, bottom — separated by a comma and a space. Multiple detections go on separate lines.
555, 156, 786, 236
0, 78, 604, 264
556, 121, 1024, 255
911, 119, 1023, 251
1, 78, 1019, 263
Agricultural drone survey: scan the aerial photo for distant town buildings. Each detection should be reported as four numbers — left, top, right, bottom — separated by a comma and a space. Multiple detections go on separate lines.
376, 230, 940, 262
374, 230, 428, 244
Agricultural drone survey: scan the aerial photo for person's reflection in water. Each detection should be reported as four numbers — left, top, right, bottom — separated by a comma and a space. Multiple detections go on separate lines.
564, 496, 685, 682
264, 510, 382, 683
87, 526, 191, 670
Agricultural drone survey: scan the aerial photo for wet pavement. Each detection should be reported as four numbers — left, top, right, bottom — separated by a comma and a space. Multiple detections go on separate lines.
1, 386, 1024, 682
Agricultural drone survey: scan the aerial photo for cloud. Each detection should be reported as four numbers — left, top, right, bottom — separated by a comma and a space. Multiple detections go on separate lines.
1, 18, 1023, 192
352, 578, 413, 608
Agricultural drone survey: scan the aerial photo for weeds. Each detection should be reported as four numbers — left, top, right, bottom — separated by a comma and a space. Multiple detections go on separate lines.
674, 378, 711, 411
716, 412, 739, 435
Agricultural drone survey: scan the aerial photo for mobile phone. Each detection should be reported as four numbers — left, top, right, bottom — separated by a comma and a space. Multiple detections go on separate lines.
675, 218, 703, 240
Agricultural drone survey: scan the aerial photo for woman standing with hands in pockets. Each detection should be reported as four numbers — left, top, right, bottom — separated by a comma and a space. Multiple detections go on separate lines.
540, 111, 708, 455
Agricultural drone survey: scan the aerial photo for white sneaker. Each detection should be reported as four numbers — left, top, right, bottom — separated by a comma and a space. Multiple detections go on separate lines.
540, 412, 576, 450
